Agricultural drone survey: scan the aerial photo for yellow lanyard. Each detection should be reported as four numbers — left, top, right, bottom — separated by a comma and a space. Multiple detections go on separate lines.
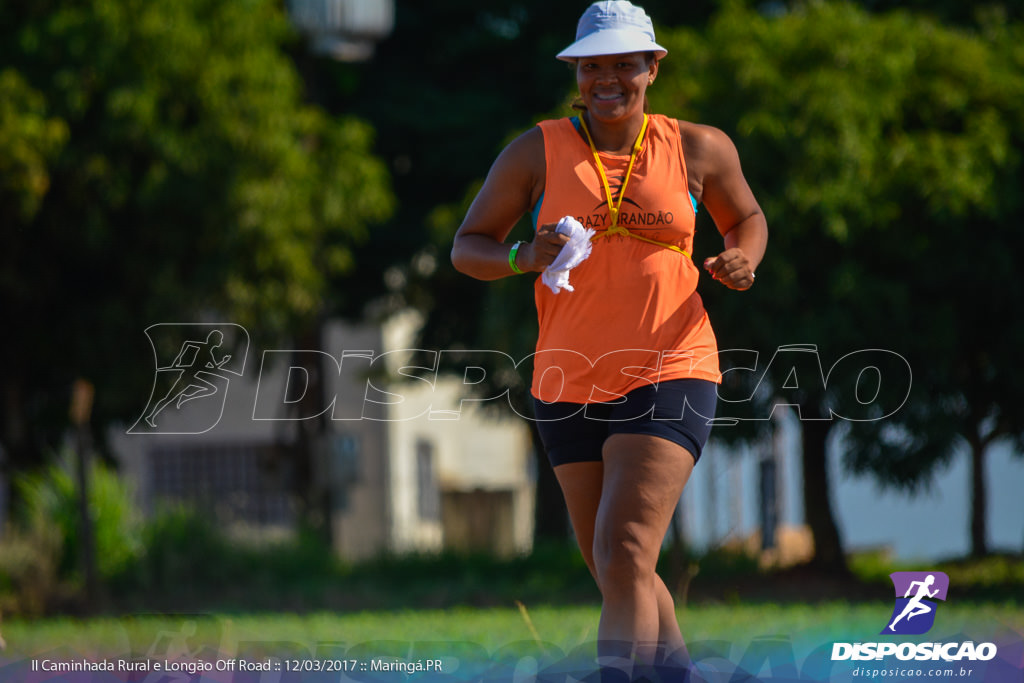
579, 113, 646, 236
578, 114, 691, 258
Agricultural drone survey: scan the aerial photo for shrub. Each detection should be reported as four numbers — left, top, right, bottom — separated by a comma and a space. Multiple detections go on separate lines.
17, 454, 143, 582
0, 453, 143, 614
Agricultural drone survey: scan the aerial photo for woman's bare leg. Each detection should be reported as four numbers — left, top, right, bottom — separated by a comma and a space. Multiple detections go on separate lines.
554, 438, 693, 672
593, 434, 694, 666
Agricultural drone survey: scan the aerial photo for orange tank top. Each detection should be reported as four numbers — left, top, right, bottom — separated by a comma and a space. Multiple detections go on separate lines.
530, 114, 721, 404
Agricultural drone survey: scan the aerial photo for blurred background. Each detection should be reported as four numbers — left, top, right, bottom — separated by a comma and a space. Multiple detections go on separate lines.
1, 0, 1023, 617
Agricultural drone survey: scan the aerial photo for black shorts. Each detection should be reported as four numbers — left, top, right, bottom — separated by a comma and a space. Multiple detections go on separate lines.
533, 379, 718, 467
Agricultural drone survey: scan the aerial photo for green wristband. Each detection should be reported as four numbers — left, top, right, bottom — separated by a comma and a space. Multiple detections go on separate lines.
508, 241, 525, 274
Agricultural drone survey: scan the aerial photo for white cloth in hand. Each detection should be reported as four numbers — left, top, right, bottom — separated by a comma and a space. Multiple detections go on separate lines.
541, 216, 595, 294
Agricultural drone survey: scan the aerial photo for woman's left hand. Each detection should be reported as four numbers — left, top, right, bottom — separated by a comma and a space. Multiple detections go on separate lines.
703, 248, 755, 290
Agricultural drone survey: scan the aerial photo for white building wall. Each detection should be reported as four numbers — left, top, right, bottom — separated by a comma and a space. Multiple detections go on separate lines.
109, 313, 535, 560
321, 318, 392, 561
377, 312, 534, 556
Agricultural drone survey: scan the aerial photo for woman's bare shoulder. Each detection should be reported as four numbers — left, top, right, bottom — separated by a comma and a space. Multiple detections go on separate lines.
677, 120, 736, 163
489, 124, 546, 205
497, 125, 545, 167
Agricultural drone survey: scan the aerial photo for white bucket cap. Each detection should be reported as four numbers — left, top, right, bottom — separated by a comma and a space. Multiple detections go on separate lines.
557, 1, 667, 62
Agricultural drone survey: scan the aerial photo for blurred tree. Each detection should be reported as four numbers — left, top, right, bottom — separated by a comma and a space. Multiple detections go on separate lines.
837, 16, 1024, 558
0, 69, 68, 225
849, 0, 1024, 25
653, 2, 1024, 566
0, 0, 394, 524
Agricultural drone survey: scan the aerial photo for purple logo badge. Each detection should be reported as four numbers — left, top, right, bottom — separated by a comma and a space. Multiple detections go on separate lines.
882, 571, 949, 635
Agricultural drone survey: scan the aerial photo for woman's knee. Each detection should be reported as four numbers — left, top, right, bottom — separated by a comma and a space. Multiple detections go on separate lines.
593, 522, 658, 592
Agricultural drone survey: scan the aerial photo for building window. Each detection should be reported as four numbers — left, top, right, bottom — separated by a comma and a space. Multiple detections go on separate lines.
415, 439, 440, 521
329, 433, 360, 483
147, 441, 293, 527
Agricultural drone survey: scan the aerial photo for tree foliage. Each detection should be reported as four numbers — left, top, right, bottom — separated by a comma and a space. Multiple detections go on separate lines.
0, 0, 394, 475
653, 2, 1024, 562
0, 69, 68, 223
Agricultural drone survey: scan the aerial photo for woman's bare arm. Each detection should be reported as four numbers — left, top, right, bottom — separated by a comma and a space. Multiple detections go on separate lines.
451, 128, 568, 280
682, 121, 767, 290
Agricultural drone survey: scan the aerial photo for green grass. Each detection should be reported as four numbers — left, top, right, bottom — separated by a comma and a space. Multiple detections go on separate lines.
4, 603, 1022, 661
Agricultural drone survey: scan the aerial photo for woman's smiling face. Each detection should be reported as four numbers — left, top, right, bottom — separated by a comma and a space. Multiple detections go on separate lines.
576, 52, 657, 123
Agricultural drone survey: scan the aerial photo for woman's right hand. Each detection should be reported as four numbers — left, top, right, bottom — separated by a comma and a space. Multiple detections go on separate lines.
518, 223, 571, 272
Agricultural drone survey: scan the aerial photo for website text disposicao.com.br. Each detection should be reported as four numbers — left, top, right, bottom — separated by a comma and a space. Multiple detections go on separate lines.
850, 664, 980, 678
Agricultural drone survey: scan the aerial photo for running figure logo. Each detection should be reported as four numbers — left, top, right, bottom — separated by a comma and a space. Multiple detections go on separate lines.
882, 571, 950, 635
129, 324, 249, 434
